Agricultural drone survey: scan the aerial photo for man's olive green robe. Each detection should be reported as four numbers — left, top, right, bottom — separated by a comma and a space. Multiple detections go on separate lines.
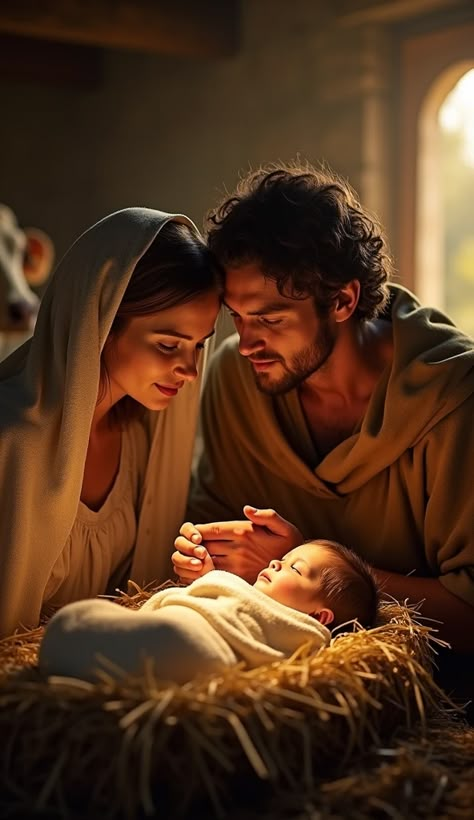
189, 286, 474, 608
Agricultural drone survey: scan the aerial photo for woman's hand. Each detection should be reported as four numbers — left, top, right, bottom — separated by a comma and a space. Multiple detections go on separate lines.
171, 538, 215, 583
172, 506, 303, 584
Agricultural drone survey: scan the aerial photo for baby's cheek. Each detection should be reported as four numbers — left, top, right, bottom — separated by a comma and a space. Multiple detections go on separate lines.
274, 580, 294, 603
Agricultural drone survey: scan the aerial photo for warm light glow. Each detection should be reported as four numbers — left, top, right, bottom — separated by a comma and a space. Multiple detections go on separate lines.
438, 68, 474, 167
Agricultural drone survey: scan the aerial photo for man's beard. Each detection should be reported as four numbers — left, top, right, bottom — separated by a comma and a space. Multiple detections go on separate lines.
251, 320, 336, 395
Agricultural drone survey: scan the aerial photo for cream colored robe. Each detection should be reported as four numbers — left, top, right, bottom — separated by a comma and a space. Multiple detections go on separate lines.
39, 571, 330, 682
0, 208, 206, 637
189, 286, 474, 607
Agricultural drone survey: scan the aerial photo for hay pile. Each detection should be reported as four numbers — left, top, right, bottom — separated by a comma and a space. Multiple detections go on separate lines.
0, 591, 471, 820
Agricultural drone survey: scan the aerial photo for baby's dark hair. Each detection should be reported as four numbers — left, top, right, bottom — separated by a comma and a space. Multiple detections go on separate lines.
308, 539, 380, 629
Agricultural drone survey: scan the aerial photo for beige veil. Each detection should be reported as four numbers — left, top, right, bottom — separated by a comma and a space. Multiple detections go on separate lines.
0, 207, 205, 636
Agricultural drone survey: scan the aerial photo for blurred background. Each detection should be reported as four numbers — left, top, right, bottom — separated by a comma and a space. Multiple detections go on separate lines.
1, 0, 473, 339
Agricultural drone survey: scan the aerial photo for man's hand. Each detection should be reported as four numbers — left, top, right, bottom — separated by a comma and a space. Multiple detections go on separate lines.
172, 506, 303, 584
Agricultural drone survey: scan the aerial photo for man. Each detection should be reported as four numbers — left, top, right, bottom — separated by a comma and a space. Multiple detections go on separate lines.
173, 162, 474, 656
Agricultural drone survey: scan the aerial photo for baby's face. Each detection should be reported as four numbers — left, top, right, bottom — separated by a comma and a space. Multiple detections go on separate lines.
253, 542, 332, 616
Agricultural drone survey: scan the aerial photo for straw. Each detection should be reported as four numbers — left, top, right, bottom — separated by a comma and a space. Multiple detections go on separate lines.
0, 592, 470, 820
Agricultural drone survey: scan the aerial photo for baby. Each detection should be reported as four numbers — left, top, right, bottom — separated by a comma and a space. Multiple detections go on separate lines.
39, 539, 379, 684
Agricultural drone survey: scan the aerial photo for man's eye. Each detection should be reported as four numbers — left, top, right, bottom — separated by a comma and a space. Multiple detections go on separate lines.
260, 316, 283, 326
291, 564, 301, 575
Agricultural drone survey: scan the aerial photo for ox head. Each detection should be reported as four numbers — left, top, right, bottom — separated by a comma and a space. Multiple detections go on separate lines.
0, 205, 53, 332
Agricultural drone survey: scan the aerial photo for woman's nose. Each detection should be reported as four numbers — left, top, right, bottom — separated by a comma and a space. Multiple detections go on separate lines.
269, 559, 282, 571
174, 354, 198, 382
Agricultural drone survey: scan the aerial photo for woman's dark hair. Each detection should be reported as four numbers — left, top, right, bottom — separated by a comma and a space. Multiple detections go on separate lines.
100, 220, 222, 424
207, 162, 391, 320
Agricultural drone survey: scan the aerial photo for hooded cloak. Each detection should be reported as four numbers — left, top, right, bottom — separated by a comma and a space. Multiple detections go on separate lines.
0, 207, 207, 636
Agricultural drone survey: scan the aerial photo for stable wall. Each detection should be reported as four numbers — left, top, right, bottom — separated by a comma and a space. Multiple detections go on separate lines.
0, 1, 395, 260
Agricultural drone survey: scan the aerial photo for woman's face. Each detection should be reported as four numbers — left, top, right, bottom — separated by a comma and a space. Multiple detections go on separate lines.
102, 289, 220, 410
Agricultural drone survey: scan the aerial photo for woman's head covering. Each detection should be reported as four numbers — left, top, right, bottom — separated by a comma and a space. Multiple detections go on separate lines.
0, 208, 205, 636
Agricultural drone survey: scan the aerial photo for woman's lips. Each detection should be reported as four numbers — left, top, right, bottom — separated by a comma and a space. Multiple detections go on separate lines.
155, 384, 180, 397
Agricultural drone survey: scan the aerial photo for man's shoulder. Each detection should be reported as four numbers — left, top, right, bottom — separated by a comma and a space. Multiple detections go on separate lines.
202, 334, 264, 414
211, 332, 241, 362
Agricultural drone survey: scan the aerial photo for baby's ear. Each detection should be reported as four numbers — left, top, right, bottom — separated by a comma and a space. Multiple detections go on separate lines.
311, 607, 334, 626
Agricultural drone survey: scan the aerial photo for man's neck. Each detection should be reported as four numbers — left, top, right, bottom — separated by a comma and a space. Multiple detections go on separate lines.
297, 318, 393, 456
299, 317, 393, 406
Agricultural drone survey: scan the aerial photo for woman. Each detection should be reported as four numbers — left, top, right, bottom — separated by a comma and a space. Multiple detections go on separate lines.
0, 207, 222, 637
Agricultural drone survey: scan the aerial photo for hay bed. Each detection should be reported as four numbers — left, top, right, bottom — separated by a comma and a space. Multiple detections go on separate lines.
0, 588, 472, 820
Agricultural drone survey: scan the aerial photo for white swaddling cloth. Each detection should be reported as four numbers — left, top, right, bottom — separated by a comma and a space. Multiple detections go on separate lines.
39, 571, 330, 683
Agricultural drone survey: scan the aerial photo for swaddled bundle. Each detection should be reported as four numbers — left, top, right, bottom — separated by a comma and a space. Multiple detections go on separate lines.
39, 570, 330, 683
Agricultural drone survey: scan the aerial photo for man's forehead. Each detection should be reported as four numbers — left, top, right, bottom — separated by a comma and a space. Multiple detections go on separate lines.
224, 262, 273, 295
224, 264, 311, 310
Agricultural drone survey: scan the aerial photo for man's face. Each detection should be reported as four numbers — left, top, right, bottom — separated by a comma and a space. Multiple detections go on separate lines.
224, 262, 336, 394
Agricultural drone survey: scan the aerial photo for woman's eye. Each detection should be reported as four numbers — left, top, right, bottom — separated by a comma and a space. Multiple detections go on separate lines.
291, 564, 301, 575
157, 342, 178, 353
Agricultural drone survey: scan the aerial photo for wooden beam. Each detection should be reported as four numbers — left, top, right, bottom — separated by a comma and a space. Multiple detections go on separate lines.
336, 0, 468, 26
0, 34, 101, 86
0, 0, 240, 58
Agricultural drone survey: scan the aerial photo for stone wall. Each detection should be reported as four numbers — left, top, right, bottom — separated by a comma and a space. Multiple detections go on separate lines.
0, 0, 472, 270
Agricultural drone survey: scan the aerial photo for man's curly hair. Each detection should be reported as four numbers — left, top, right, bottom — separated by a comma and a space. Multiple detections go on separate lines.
206, 162, 392, 320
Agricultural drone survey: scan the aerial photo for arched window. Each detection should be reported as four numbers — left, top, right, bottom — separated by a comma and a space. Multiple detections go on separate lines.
398, 22, 474, 337
437, 68, 474, 335
416, 64, 474, 335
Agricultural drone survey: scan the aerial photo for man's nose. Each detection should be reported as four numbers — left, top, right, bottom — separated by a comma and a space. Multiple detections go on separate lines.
238, 322, 265, 357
